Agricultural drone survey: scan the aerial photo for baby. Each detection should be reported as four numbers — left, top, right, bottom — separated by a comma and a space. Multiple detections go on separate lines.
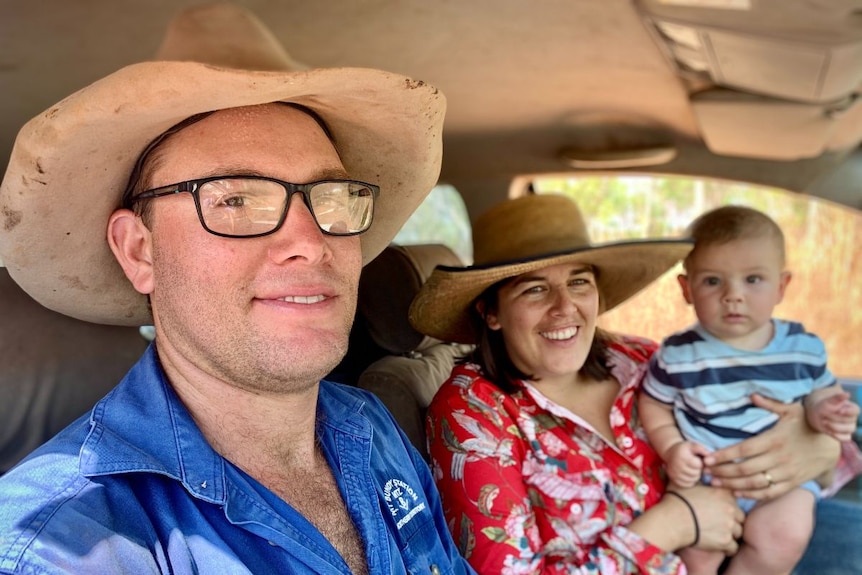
640, 205, 858, 575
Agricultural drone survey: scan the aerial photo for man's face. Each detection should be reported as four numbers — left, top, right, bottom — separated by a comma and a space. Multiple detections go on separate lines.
140, 104, 362, 393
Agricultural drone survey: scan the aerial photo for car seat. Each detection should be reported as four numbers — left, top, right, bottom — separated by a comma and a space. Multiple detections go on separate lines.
0, 268, 149, 474
356, 244, 473, 457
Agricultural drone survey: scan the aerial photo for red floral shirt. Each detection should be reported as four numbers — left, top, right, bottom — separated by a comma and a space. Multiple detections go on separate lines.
426, 335, 683, 575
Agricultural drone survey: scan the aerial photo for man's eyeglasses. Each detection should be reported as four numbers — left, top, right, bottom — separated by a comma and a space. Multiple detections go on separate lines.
127, 176, 379, 238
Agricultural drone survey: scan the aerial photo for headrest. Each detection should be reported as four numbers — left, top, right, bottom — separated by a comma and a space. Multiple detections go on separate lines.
359, 244, 464, 354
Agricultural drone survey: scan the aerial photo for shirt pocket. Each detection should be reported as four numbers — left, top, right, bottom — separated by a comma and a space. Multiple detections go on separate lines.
379, 478, 459, 575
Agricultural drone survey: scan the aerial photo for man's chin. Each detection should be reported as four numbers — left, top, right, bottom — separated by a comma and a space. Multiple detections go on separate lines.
281, 337, 349, 381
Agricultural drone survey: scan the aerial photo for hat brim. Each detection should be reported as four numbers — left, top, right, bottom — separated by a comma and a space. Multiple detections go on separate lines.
0, 61, 445, 325
409, 239, 692, 344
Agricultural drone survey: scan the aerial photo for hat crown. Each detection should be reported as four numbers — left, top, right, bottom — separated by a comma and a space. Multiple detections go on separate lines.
155, 2, 305, 72
472, 194, 592, 265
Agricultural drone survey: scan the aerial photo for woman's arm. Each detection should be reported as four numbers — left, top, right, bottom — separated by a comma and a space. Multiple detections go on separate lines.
628, 484, 744, 554
703, 394, 841, 499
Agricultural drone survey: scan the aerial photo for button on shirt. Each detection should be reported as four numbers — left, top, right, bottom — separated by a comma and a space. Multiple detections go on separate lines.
0, 345, 474, 575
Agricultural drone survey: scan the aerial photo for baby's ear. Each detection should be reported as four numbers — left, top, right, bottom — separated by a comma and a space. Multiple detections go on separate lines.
777, 270, 792, 301
677, 274, 693, 305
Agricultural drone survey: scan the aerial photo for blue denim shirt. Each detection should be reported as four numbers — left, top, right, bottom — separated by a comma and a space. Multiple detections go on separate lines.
0, 345, 474, 575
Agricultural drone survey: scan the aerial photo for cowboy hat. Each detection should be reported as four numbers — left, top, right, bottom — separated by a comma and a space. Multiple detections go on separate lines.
0, 2, 445, 326
409, 194, 692, 344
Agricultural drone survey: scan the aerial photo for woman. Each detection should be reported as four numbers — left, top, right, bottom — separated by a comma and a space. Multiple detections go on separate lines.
409, 194, 845, 574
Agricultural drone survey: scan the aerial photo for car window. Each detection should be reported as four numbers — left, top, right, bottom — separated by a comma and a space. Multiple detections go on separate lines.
394, 184, 473, 264
532, 174, 862, 379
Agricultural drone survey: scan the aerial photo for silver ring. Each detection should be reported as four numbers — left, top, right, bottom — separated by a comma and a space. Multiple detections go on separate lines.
763, 471, 775, 487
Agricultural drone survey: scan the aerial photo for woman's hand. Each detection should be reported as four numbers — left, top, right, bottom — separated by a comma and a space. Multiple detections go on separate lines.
667, 484, 744, 554
628, 484, 743, 554
702, 394, 840, 499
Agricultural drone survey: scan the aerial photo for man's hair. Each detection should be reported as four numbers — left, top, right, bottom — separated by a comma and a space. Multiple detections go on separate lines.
122, 102, 335, 222
684, 205, 786, 270
465, 278, 614, 394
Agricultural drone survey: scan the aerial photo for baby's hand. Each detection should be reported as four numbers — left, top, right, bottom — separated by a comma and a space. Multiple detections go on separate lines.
665, 441, 710, 487
807, 391, 860, 442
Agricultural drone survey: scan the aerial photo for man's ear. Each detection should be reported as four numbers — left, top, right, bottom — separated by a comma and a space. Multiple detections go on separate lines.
475, 300, 501, 331
107, 209, 154, 295
777, 270, 792, 302
677, 274, 694, 305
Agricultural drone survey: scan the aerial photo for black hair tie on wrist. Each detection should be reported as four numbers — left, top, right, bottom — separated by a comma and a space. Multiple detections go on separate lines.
665, 491, 700, 547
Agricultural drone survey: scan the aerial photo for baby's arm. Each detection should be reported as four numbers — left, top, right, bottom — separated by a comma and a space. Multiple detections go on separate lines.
805, 384, 860, 442
639, 393, 710, 487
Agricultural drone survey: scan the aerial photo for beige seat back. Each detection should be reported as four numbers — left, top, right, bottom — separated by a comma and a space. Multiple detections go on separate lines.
356, 244, 472, 456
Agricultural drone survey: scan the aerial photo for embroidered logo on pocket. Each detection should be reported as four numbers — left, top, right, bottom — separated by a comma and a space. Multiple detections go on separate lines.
383, 478, 427, 529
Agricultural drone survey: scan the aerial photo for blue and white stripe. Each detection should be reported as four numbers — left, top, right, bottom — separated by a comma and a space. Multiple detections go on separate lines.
643, 320, 834, 450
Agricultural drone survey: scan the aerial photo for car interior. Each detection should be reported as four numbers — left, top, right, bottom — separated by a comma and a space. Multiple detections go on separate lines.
2, 0, 861, 502
351, 243, 473, 455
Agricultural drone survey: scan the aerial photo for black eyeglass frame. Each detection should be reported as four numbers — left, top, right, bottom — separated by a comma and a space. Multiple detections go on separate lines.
126, 175, 380, 239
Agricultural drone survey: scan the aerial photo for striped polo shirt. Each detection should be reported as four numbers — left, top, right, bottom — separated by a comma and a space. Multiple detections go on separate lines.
643, 320, 835, 450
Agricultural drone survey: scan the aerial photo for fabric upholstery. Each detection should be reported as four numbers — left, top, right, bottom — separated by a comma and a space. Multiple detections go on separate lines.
357, 244, 472, 455
358, 343, 470, 455
358, 243, 464, 355
0, 269, 148, 473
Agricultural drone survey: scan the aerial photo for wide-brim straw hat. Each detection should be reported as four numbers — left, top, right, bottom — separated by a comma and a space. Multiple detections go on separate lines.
409, 194, 692, 344
0, 2, 445, 326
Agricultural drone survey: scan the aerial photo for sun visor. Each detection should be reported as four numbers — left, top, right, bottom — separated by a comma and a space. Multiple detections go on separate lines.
639, 4, 862, 161
691, 89, 862, 161
644, 13, 862, 104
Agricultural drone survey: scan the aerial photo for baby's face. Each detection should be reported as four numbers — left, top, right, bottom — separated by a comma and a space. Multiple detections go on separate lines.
679, 236, 790, 350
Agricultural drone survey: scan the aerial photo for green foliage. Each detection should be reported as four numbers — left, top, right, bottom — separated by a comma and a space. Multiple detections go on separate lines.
393, 185, 473, 264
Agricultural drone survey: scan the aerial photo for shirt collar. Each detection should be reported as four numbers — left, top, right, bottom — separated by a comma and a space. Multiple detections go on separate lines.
315, 381, 374, 440
78, 345, 373, 504
79, 344, 227, 503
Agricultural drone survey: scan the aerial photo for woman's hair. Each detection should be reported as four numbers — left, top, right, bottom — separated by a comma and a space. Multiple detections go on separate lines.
466, 277, 614, 394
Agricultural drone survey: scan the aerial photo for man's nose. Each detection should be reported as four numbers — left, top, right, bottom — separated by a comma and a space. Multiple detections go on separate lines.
266, 193, 329, 263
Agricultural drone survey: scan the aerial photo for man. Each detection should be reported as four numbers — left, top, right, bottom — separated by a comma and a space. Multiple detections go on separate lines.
0, 4, 472, 574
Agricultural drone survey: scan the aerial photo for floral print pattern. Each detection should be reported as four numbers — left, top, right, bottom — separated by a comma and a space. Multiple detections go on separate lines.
426, 335, 684, 574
